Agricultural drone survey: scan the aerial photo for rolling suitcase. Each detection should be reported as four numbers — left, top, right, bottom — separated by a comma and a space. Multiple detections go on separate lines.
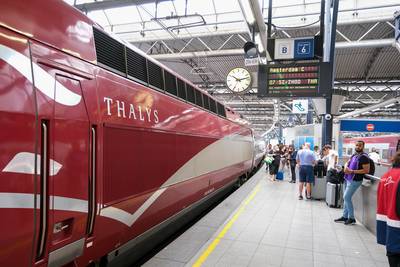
326, 182, 341, 208
311, 176, 326, 200
276, 171, 284, 180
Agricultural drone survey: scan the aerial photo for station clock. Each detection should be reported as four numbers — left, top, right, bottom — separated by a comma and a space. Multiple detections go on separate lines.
226, 67, 252, 93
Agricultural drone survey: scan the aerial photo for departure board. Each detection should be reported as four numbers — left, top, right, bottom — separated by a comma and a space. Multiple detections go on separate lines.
258, 63, 321, 97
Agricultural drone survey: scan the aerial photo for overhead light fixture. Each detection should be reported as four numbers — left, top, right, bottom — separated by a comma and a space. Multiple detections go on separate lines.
243, 41, 258, 58
372, 108, 380, 112
238, 0, 256, 25
385, 103, 395, 108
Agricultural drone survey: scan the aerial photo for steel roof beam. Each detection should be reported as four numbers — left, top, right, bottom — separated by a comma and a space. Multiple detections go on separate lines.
152, 38, 394, 59
75, 0, 170, 12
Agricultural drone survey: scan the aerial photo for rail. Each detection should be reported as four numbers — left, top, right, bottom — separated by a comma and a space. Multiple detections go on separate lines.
353, 162, 392, 235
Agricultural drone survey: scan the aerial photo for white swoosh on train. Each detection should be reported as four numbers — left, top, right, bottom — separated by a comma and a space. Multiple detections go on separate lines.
100, 132, 253, 226
0, 44, 81, 106
2, 152, 62, 176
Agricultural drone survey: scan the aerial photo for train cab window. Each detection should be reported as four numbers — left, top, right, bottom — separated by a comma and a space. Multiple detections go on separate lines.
93, 27, 127, 75
164, 71, 177, 96
209, 98, 217, 113
195, 90, 203, 107
126, 48, 148, 84
148, 61, 164, 90
186, 85, 195, 104
177, 79, 186, 100
203, 95, 210, 110
217, 102, 226, 117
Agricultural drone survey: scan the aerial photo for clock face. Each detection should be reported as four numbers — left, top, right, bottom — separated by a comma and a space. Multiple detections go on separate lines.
226, 67, 252, 93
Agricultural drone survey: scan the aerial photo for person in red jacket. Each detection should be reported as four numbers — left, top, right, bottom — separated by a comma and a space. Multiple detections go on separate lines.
377, 151, 400, 267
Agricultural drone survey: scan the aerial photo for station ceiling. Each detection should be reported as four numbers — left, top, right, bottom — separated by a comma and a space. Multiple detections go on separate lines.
66, 0, 400, 134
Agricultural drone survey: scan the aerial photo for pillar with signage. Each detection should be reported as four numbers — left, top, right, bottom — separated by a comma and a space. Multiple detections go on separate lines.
258, 0, 339, 146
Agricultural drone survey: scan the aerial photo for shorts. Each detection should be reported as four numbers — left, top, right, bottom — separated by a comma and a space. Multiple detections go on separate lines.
299, 165, 314, 183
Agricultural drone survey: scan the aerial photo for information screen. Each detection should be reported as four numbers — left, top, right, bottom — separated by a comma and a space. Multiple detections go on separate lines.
265, 64, 320, 97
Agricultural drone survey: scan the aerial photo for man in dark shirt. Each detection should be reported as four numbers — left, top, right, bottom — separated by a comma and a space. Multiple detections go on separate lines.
334, 140, 370, 225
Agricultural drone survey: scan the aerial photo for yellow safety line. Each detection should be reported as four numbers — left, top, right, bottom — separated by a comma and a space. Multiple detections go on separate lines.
192, 183, 261, 267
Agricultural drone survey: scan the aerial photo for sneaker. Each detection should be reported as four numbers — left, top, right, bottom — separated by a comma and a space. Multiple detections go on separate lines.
306, 196, 312, 200
298, 195, 303, 200
344, 218, 356, 225
334, 216, 347, 223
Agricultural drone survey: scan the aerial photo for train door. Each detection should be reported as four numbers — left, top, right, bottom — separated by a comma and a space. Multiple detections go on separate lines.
0, 28, 37, 266
30, 42, 93, 267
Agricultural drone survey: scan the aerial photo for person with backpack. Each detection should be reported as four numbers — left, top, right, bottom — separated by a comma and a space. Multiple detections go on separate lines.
376, 151, 400, 267
334, 140, 370, 225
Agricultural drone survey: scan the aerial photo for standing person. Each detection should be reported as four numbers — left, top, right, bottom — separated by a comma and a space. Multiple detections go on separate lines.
376, 152, 400, 267
369, 147, 381, 164
288, 145, 297, 183
269, 145, 281, 181
296, 143, 316, 200
323, 144, 338, 171
334, 140, 370, 225
314, 145, 321, 160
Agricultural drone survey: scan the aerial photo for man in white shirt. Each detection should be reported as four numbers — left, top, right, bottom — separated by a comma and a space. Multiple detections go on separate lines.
323, 144, 338, 170
369, 147, 381, 164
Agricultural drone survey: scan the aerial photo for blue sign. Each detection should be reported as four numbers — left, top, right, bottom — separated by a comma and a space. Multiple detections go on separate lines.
340, 119, 400, 133
294, 38, 314, 59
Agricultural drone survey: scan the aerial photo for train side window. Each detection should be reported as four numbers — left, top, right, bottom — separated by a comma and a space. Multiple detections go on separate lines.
382, 149, 389, 160
186, 85, 195, 104
148, 61, 164, 90
164, 71, 177, 96
177, 79, 186, 100
209, 98, 217, 113
217, 102, 226, 117
195, 90, 203, 107
93, 27, 126, 76
126, 48, 148, 84
203, 95, 210, 110
348, 148, 353, 155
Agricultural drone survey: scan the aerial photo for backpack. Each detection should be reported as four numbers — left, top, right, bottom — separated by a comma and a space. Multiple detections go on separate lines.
350, 153, 375, 177
367, 156, 375, 176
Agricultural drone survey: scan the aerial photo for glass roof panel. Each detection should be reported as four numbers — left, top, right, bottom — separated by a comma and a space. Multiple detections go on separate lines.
88, 10, 111, 27
103, 6, 140, 25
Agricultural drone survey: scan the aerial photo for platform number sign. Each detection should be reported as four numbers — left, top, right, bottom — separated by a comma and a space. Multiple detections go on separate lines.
294, 38, 314, 59
274, 39, 294, 60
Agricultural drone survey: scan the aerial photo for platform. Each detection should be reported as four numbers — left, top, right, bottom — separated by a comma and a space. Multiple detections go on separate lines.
143, 167, 389, 267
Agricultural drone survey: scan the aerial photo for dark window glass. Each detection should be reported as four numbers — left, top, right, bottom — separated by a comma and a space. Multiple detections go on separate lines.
126, 48, 147, 83
217, 102, 226, 117
93, 27, 126, 75
209, 98, 217, 113
203, 95, 210, 110
195, 90, 203, 107
186, 84, 195, 104
177, 79, 186, 100
148, 61, 163, 90
164, 71, 177, 96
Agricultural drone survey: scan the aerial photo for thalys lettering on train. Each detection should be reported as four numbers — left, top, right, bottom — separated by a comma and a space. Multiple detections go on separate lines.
103, 97, 159, 123
0, 1, 265, 267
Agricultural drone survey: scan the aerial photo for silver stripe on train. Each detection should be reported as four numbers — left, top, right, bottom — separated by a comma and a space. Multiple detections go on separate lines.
0, 193, 87, 213
0, 44, 81, 106
100, 188, 167, 227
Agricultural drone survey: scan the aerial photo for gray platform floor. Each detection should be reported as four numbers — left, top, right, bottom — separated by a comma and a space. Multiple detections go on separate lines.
143, 167, 389, 267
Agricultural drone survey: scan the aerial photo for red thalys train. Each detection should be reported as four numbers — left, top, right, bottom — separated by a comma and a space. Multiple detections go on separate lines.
342, 135, 400, 163
0, 1, 263, 266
